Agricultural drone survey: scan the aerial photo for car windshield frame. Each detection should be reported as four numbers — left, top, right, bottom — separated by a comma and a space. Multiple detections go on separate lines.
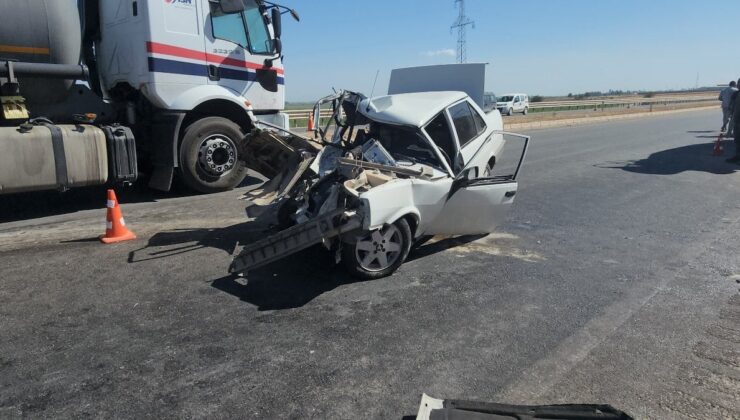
499, 96, 514, 102
421, 112, 460, 176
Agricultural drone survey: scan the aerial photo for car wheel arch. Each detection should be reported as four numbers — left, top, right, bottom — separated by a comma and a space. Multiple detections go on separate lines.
366, 207, 421, 238
400, 213, 421, 238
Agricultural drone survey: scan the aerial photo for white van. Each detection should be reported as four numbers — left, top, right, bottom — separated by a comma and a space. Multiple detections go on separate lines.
496, 93, 529, 116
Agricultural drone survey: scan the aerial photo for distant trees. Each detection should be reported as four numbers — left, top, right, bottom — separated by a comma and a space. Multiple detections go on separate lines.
569, 90, 629, 100
531, 95, 544, 103
572, 91, 603, 100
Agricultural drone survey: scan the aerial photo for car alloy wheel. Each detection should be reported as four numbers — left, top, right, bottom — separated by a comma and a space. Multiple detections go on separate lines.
354, 223, 403, 272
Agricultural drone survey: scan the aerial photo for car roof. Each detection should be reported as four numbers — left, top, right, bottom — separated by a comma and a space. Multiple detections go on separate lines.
359, 91, 468, 127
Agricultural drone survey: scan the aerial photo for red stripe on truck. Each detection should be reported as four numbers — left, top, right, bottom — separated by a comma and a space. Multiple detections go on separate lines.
146, 41, 284, 75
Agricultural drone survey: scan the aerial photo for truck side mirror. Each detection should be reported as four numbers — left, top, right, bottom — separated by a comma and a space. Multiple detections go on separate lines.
271, 7, 282, 39
218, 0, 245, 14
273, 37, 282, 56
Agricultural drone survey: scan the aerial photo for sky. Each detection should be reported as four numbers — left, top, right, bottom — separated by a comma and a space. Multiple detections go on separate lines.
276, 0, 740, 102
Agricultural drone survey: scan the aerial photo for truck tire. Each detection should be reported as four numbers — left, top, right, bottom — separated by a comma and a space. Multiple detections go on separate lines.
342, 218, 412, 279
523, 107, 529, 115
506, 108, 513, 116
179, 117, 248, 193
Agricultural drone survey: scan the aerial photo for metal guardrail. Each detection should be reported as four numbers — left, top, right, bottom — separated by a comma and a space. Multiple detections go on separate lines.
284, 95, 717, 128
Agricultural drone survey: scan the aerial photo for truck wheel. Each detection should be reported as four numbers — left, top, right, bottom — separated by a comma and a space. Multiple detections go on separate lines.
179, 117, 248, 193
523, 107, 529, 115
506, 108, 513, 116
342, 218, 412, 279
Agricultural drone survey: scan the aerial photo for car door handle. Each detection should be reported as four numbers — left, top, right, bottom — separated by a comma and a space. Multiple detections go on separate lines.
208, 65, 220, 81
505, 191, 516, 198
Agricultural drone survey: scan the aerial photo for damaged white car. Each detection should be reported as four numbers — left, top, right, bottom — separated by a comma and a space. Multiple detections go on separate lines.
232, 90, 529, 279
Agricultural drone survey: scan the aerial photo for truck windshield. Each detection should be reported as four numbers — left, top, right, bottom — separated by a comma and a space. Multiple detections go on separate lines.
210, 1, 273, 55
243, 0, 273, 55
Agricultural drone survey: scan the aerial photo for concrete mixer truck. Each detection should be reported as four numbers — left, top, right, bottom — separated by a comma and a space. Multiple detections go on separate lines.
0, 0, 298, 195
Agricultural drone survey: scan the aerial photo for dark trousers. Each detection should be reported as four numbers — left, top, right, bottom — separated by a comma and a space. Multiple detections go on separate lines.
735, 117, 740, 157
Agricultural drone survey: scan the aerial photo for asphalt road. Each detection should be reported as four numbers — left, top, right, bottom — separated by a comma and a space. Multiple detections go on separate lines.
1, 109, 739, 419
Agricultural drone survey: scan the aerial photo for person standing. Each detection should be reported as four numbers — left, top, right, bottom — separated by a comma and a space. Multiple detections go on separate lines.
728, 83, 738, 138
727, 79, 740, 163
719, 81, 737, 132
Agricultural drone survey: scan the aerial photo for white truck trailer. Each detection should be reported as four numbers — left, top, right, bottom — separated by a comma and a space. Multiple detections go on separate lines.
0, 0, 298, 194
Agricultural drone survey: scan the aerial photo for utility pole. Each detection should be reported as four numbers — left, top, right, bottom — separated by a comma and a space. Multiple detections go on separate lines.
451, 0, 475, 63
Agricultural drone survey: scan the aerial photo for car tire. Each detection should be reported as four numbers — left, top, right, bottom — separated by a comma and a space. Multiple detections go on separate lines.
506, 108, 513, 116
342, 218, 412, 279
179, 117, 248, 194
523, 107, 529, 115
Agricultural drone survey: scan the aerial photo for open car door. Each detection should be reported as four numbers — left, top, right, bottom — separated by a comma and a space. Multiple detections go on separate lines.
425, 132, 529, 236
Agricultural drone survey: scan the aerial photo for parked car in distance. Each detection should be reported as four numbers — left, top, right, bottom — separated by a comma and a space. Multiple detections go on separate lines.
483, 92, 498, 113
497, 93, 529, 116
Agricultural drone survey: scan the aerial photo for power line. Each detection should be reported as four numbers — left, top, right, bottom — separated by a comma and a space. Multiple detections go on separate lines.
450, 0, 475, 63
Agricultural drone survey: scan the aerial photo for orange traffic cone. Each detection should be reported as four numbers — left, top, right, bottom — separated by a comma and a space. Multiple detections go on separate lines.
307, 112, 315, 132
713, 133, 723, 156
100, 189, 136, 244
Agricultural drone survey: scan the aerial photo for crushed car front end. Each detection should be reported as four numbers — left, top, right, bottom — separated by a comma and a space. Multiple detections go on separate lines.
230, 89, 529, 279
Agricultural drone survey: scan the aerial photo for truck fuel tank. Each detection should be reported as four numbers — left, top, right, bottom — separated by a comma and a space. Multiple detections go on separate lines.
0, 124, 108, 194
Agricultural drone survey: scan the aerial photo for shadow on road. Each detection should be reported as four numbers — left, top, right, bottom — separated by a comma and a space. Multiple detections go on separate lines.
210, 246, 361, 311
596, 139, 739, 175
0, 174, 263, 224
126, 217, 357, 310
210, 233, 487, 311
127, 222, 263, 263
407, 234, 487, 262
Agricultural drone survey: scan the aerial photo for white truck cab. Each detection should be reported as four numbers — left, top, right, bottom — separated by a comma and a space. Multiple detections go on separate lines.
91, 0, 294, 193
496, 93, 529, 116
1, 0, 300, 196
98, 0, 284, 114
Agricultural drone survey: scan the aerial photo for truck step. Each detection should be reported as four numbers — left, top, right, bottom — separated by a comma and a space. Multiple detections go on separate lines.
229, 209, 361, 274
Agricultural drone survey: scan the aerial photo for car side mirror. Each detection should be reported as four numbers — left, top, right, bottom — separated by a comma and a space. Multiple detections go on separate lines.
460, 167, 478, 182
218, 0, 246, 14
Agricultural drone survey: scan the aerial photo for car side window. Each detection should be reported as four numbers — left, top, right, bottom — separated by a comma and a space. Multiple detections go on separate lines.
210, 5, 249, 47
448, 102, 479, 149
470, 103, 487, 134
425, 112, 457, 168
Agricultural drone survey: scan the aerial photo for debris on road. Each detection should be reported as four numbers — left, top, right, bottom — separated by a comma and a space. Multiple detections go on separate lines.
414, 393, 634, 420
